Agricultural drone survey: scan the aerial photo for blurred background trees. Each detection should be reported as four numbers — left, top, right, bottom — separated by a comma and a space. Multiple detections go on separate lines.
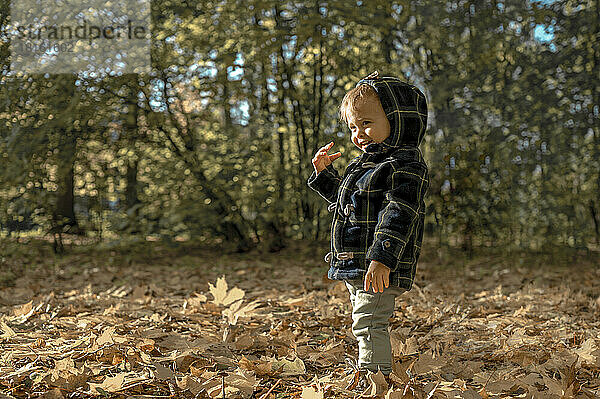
0, 0, 597, 254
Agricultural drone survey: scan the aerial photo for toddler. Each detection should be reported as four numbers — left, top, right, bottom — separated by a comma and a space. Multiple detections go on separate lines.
307, 71, 429, 377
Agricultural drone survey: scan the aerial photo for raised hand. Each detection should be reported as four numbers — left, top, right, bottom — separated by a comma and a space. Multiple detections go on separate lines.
311, 141, 342, 174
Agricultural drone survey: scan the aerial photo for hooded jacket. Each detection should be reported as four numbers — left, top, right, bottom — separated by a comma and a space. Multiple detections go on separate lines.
307, 73, 429, 291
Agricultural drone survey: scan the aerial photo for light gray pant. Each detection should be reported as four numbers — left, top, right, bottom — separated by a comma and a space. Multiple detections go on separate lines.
344, 278, 406, 375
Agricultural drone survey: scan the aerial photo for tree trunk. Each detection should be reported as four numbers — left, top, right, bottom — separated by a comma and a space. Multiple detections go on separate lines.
54, 132, 79, 234
590, 200, 600, 245
53, 75, 82, 236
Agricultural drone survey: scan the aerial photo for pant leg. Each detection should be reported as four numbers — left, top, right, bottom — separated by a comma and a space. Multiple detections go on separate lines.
344, 279, 406, 375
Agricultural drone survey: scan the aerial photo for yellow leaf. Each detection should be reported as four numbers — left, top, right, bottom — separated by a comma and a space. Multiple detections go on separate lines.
268, 356, 306, 377
0, 321, 16, 338
88, 373, 126, 394
301, 386, 324, 399
208, 275, 244, 306
12, 300, 33, 317
97, 326, 116, 346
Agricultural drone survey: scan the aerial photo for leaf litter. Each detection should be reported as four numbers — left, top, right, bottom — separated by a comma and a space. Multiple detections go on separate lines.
0, 239, 599, 398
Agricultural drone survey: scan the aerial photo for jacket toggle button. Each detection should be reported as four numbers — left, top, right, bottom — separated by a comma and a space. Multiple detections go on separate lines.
343, 203, 355, 216
382, 240, 391, 249
324, 251, 333, 264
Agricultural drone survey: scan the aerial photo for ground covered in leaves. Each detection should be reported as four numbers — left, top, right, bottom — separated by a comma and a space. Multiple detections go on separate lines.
1, 237, 599, 398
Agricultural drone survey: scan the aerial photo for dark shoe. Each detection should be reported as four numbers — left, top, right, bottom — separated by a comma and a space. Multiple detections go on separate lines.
343, 358, 393, 395
344, 368, 372, 394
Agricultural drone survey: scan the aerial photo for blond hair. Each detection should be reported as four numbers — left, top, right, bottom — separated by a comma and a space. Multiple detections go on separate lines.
338, 84, 379, 125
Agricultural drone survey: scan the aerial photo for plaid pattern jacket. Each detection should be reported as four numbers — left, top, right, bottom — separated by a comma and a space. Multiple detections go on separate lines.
307, 74, 429, 291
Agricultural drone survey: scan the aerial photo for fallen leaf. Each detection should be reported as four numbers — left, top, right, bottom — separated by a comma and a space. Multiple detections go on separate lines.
460, 389, 481, 399
0, 321, 16, 338
208, 275, 245, 306
152, 361, 174, 380
224, 368, 259, 396
301, 386, 324, 399
404, 336, 419, 355
87, 372, 126, 394
366, 369, 388, 397
308, 341, 344, 366
96, 326, 116, 346
239, 355, 273, 376
269, 356, 306, 377
176, 374, 205, 395
12, 300, 33, 317
223, 299, 261, 325
391, 358, 417, 384
385, 390, 407, 398
412, 351, 446, 375
37, 388, 64, 399
574, 338, 599, 367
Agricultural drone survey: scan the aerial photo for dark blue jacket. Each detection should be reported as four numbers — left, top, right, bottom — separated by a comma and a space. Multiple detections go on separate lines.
307, 75, 429, 291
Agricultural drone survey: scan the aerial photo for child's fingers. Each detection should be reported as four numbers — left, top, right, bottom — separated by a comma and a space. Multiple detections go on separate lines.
318, 142, 334, 152
329, 152, 342, 160
373, 275, 380, 293
364, 274, 371, 291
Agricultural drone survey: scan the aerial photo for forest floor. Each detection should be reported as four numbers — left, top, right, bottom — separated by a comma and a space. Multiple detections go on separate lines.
0, 236, 599, 398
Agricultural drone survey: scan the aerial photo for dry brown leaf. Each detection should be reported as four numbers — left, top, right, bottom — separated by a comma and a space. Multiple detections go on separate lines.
473, 371, 516, 394
412, 351, 446, 375
308, 341, 344, 366
176, 374, 205, 395
183, 292, 208, 313
44, 358, 89, 391
574, 338, 600, 368
223, 368, 259, 397
404, 336, 419, 355
223, 299, 261, 325
459, 389, 481, 399
384, 390, 409, 398
96, 325, 116, 346
87, 372, 126, 394
366, 369, 389, 397
0, 321, 16, 338
208, 275, 244, 306
12, 300, 33, 317
390, 358, 417, 384
239, 355, 273, 376
37, 388, 64, 399
152, 361, 174, 380
282, 297, 307, 307
301, 386, 324, 399
267, 355, 306, 376
131, 285, 149, 301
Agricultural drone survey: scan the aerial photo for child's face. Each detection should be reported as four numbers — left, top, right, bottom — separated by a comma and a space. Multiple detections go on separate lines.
346, 95, 391, 152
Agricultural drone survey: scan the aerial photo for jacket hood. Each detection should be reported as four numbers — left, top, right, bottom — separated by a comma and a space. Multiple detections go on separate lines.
355, 71, 428, 154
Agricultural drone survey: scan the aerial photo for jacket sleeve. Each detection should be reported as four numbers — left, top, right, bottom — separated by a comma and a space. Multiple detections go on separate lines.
307, 163, 342, 204
366, 160, 429, 271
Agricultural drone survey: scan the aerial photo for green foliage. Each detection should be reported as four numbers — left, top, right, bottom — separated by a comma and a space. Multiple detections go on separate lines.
0, 0, 598, 251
